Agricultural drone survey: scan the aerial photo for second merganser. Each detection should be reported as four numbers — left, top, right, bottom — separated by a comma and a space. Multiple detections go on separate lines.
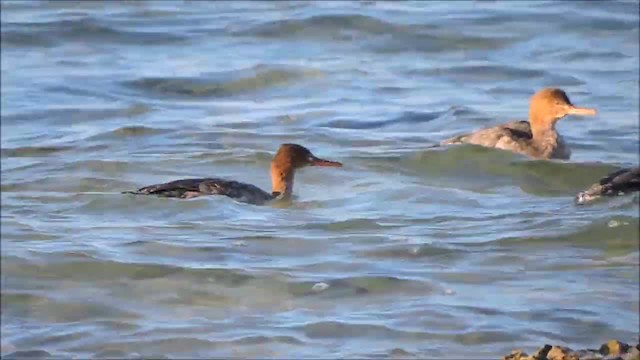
575, 167, 640, 204
441, 88, 597, 159
124, 144, 342, 205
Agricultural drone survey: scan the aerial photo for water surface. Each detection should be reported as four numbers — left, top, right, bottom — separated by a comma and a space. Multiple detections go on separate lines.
2, 1, 639, 358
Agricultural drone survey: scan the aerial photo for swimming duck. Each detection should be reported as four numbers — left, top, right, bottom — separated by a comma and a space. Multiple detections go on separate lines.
575, 166, 640, 204
441, 88, 597, 159
124, 144, 342, 205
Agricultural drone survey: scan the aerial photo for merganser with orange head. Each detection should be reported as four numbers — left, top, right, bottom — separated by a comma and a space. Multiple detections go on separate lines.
124, 144, 342, 205
441, 88, 597, 159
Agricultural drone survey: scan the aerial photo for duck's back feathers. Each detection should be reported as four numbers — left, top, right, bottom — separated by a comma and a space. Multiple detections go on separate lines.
124, 178, 274, 204
441, 121, 532, 146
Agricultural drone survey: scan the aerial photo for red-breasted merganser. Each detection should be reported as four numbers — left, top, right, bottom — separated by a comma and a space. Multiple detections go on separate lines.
575, 167, 640, 204
124, 144, 342, 204
441, 88, 597, 159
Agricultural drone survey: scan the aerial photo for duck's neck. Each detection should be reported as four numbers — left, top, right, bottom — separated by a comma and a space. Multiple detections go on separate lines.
270, 162, 295, 199
529, 113, 559, 155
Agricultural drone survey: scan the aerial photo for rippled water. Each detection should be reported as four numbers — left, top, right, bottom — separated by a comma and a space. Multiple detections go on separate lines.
2, 1, 639, 358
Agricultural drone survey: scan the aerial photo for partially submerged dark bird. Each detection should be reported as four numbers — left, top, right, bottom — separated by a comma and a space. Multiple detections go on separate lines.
575, 167, 640, 205
441, 88, 597, 159
124, 144, 342, 205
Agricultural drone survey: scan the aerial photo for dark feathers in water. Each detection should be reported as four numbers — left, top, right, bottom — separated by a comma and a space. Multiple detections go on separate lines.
575, 167, 640, 204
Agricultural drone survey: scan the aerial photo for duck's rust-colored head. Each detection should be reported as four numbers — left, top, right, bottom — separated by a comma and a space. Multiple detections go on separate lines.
270, 143, 342, 197
272, 144, 342, 169
529, 88, 597, 128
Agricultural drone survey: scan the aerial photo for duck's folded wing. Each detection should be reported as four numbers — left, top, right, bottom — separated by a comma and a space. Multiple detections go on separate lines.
501, 121, 531, 135
441, 121, 531, 146
125, 178, 223, 198
125, 177, 274, 203
599, 167, 640, 193
575, 167, 640, 204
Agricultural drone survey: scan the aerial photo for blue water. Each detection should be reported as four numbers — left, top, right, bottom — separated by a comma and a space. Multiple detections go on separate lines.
1, 1, 639, 358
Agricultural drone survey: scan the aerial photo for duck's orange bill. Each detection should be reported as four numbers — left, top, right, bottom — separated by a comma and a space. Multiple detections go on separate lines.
310, 157, 343, 167
567, 105, 597, 116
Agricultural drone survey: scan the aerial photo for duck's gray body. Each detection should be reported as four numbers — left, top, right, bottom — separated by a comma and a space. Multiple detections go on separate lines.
441, 120, 571, 159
